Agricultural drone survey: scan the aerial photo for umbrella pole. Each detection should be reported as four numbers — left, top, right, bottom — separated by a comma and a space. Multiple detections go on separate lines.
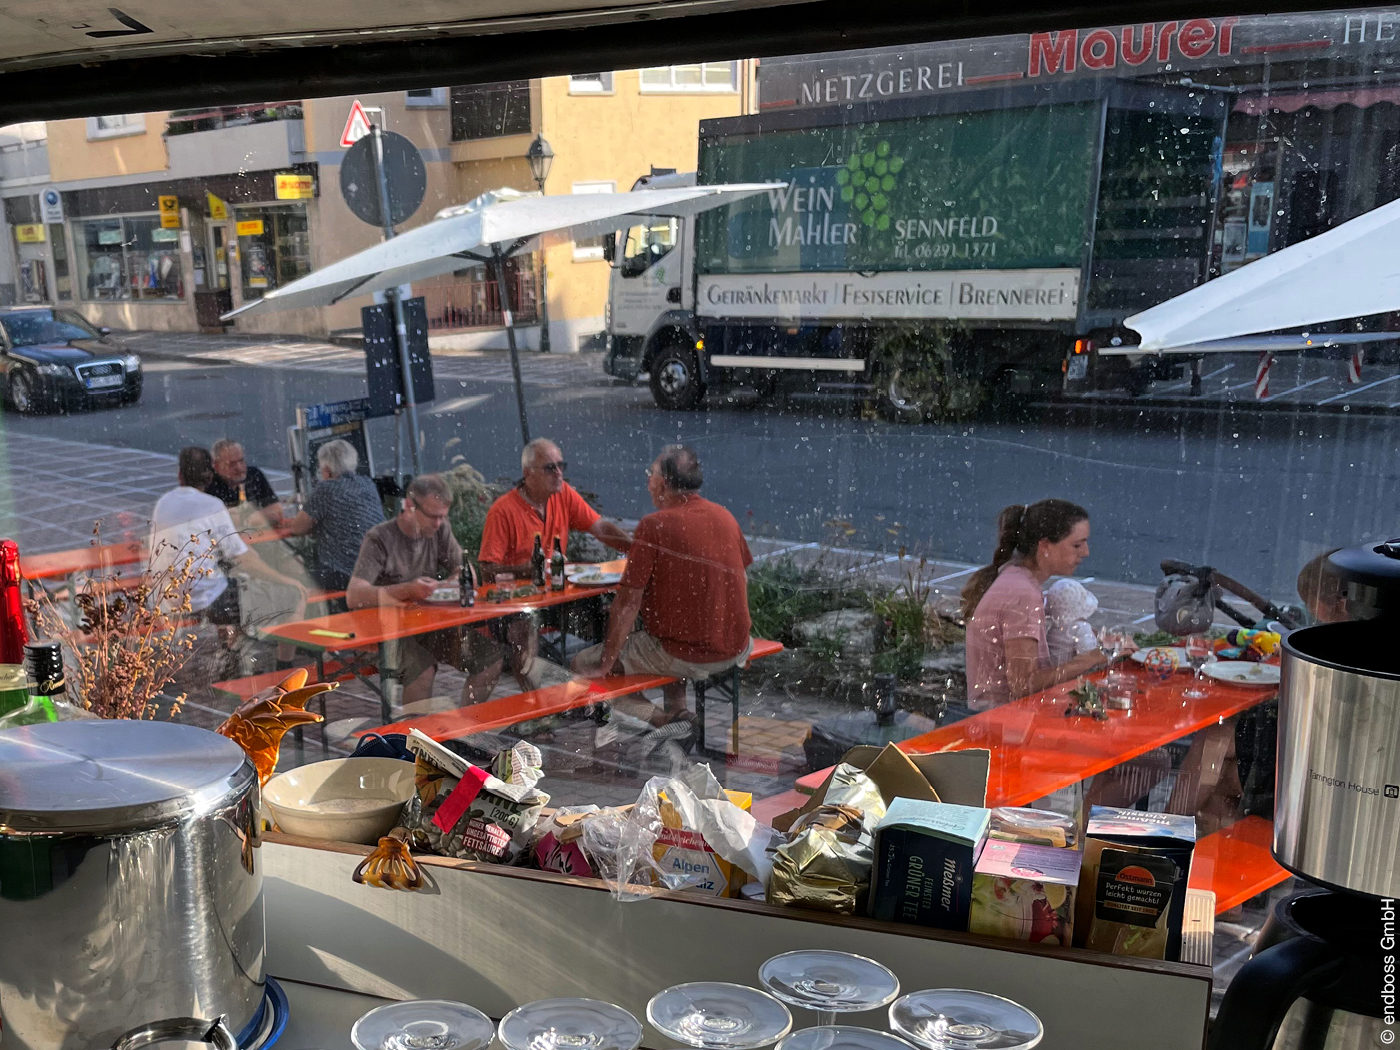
372, 123, 422, 476
491, 244, 531, 446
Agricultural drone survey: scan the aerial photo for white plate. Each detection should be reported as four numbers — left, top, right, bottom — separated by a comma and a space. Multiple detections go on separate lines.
1130, 646, 1189, 667
1203, 660, 1281, 685
426, 586, 460, 603
567, 570, 622, 586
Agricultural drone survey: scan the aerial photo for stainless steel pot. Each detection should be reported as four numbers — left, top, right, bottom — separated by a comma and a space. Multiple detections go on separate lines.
0, 720, 264, 1050
1276, 620, 1400, 899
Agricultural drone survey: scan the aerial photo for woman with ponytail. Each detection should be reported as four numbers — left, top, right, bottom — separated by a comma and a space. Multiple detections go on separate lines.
962, 499, 1105, 708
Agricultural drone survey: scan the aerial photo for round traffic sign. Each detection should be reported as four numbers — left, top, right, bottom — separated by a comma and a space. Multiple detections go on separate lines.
339, 130, 427, 228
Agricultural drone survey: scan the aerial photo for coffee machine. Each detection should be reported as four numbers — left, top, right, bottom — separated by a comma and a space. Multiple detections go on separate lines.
1208, 541, 1399, 1050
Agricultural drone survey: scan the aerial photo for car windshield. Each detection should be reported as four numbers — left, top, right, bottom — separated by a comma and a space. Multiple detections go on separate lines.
3, 309, 100, 347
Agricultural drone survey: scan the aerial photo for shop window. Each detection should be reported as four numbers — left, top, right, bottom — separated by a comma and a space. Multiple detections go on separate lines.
74, 214, 183, 301
569, 72, 614, 94
85, 114, 146, 140
639, 62, 737, 92
450, 81, 531, 141
572, 181, 617, 259
235, 203, 312, 300
49, 224, 71, 301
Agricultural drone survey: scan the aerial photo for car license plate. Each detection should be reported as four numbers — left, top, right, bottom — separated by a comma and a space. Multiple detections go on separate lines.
85, 374, 123, 389
1066, 354, 1088, 381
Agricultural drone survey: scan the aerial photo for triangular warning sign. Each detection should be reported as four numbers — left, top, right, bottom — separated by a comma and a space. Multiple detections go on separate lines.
340, 100, 373, 148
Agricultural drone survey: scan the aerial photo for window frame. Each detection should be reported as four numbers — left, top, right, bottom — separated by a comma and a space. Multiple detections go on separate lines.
85, 114, 146, 140
571, 181, 618, 260
569, 72, 615, 95
404, 87, 449, 108
638, 62, 738, 94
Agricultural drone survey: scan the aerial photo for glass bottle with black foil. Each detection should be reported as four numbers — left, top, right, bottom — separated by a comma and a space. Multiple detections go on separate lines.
459, 561, 476, 607
531, 535, 546, 587
550, 538, 566, 592
0, 641, 68, 727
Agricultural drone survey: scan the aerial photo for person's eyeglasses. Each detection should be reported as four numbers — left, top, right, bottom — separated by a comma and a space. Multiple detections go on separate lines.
538, 461, 567, 474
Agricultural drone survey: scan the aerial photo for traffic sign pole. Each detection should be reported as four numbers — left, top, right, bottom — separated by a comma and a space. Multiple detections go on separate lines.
371, 122, 422, 477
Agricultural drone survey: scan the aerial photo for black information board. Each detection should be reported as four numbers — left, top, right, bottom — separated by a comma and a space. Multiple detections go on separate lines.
363, 296, 435, 417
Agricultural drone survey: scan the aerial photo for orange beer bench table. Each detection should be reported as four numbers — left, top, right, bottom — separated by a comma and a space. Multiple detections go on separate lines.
794, 665, 1287, 913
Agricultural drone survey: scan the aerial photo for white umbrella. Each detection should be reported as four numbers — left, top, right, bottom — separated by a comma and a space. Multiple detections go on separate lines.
1125, 195, 1400, 351
224, 182, 776, 446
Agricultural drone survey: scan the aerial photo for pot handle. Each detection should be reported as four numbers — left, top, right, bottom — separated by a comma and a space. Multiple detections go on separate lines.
1207, 935, 1345, 1050
111, 1015, 238, 1050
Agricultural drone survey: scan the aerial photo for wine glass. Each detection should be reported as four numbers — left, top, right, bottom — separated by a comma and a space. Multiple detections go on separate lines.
498, 998, 643, 1050
1182, 634, 1216, 700
759, 950, 900, 1027
888, 990, 1043, 1050
648, 982, 793, 1049
776, 1027, 918, 1050
1097, 625, 1133, 690
351, 1000, 495, 1050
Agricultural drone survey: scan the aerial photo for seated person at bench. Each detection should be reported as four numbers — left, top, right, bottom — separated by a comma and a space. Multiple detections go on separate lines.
574, 444, 754, 722
284, 438, 385, 593
150, 447, 308, 660
348, 473, 504, 707
479, 437, 632, 689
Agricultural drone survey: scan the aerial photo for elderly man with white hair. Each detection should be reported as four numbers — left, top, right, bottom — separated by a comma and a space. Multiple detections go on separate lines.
479, 437, 632, 689
285, 438, 386, 593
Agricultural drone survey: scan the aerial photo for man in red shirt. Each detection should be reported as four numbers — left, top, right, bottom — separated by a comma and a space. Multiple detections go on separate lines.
574, 445, 754, 720
480, 437, 632, 688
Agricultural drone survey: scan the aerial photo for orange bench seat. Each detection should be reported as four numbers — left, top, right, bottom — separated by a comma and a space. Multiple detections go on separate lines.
1188, 815, 1289, 914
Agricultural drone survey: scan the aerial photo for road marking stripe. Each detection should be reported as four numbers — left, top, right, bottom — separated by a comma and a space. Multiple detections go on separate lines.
1315, 372, 1400, 404
1262, 376, 1330, 402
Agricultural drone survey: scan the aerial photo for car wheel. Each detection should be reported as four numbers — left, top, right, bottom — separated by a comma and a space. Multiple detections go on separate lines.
649, 344, 704, 410
875, 365, 928, 423
7, 368, 45, 415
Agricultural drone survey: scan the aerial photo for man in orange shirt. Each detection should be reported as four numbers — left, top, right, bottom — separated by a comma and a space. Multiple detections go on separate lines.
574, 445, 754, 721
480, 437, 632, 688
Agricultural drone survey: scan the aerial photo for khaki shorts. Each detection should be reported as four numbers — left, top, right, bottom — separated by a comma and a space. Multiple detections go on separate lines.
390, 628, 505, 686
575, 631, 753, 680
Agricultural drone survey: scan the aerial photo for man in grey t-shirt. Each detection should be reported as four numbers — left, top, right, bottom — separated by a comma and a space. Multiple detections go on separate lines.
348, 474, 503, 706
285, 439, 385, 593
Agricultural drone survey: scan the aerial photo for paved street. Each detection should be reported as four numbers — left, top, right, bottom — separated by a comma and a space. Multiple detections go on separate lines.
5, 330, 1400, 602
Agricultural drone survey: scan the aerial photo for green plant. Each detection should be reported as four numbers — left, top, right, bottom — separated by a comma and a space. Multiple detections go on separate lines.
871, 321, 983, 422
442, 463, 501, 564
747, 557, 870, 644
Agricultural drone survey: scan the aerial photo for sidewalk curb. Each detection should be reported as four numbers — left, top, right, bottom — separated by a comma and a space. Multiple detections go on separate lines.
1039, 393, 1400, 418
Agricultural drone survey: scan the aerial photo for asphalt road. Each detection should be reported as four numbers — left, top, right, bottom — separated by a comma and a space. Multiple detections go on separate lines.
8, 354, 1400, 602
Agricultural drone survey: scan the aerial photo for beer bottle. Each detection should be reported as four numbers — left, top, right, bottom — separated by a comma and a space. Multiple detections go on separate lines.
531, 535, 546, 587
459, 561, 476, 607
550, 537, 566, 592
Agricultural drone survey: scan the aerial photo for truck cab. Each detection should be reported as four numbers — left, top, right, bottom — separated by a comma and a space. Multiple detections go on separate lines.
602, 171, 700, 407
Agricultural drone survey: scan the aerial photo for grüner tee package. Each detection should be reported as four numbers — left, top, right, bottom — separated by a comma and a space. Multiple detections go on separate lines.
1074, 807, 1197, 961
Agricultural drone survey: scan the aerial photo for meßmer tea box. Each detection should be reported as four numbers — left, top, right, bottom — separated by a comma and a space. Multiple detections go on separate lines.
870, 798, 990, 930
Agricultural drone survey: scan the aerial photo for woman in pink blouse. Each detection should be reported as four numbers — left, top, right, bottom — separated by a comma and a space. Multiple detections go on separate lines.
962, 500, 1106, 709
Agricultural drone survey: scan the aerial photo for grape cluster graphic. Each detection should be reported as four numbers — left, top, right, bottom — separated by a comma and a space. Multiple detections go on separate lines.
835, 139, 905, 230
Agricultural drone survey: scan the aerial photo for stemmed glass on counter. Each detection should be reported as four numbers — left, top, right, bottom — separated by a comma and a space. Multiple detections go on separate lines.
648, 982, 794, 1049
889, 990, 1043, 1050
776, 1028, 918, 1050
351, 1000, 496, 1050
1182, 634, 1217, 699
498, 997, 644, 1050
759, 950, 901, 1027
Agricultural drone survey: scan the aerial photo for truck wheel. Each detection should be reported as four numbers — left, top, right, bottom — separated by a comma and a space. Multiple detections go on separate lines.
649, 345, 704, 410
875, 366, 927, 423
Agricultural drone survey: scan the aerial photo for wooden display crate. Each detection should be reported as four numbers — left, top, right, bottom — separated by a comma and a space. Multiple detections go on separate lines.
263, 833, 1213, 1050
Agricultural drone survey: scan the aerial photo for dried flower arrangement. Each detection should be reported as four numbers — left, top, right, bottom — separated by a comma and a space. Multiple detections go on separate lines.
25, 526, 216, 720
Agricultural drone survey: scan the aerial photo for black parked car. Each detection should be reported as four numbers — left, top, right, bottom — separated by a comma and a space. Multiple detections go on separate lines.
0, 307, 142, 414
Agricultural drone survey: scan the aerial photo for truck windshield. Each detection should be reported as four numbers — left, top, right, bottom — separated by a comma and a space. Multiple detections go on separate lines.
619, 219, 678, 276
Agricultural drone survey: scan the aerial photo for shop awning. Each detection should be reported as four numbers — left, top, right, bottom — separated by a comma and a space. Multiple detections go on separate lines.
1233, 86, 1400, 116
1125, 195, 1400, 351
223, 183, 777, 319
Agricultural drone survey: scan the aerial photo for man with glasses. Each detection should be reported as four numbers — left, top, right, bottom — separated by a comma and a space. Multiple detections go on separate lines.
479, 438, 632, 690
348, 474, 503, 706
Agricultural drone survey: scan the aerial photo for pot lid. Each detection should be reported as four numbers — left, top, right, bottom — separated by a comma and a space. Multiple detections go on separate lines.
0, 721, 255, 834
1327, 540, 1400, 588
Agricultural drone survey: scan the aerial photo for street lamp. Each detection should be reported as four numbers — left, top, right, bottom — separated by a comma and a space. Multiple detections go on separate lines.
526, 133, 555, 353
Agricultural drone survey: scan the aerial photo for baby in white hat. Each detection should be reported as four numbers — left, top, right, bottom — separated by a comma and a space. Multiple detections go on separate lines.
1045, 578, 1100, 665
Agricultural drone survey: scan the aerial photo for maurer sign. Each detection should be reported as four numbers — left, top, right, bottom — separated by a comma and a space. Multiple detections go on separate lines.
760, 9, 1400, 109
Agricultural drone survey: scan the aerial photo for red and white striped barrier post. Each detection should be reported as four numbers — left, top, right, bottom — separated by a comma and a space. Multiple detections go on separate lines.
1347, 348, 1364, 384
1255, 352, 1275, 400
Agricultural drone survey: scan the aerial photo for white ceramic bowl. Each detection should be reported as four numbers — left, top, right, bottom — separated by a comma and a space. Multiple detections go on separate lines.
264, 758, 416, 844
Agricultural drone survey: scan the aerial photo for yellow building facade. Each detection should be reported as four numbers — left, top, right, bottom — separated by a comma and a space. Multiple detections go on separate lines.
17, 63, 755, 350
